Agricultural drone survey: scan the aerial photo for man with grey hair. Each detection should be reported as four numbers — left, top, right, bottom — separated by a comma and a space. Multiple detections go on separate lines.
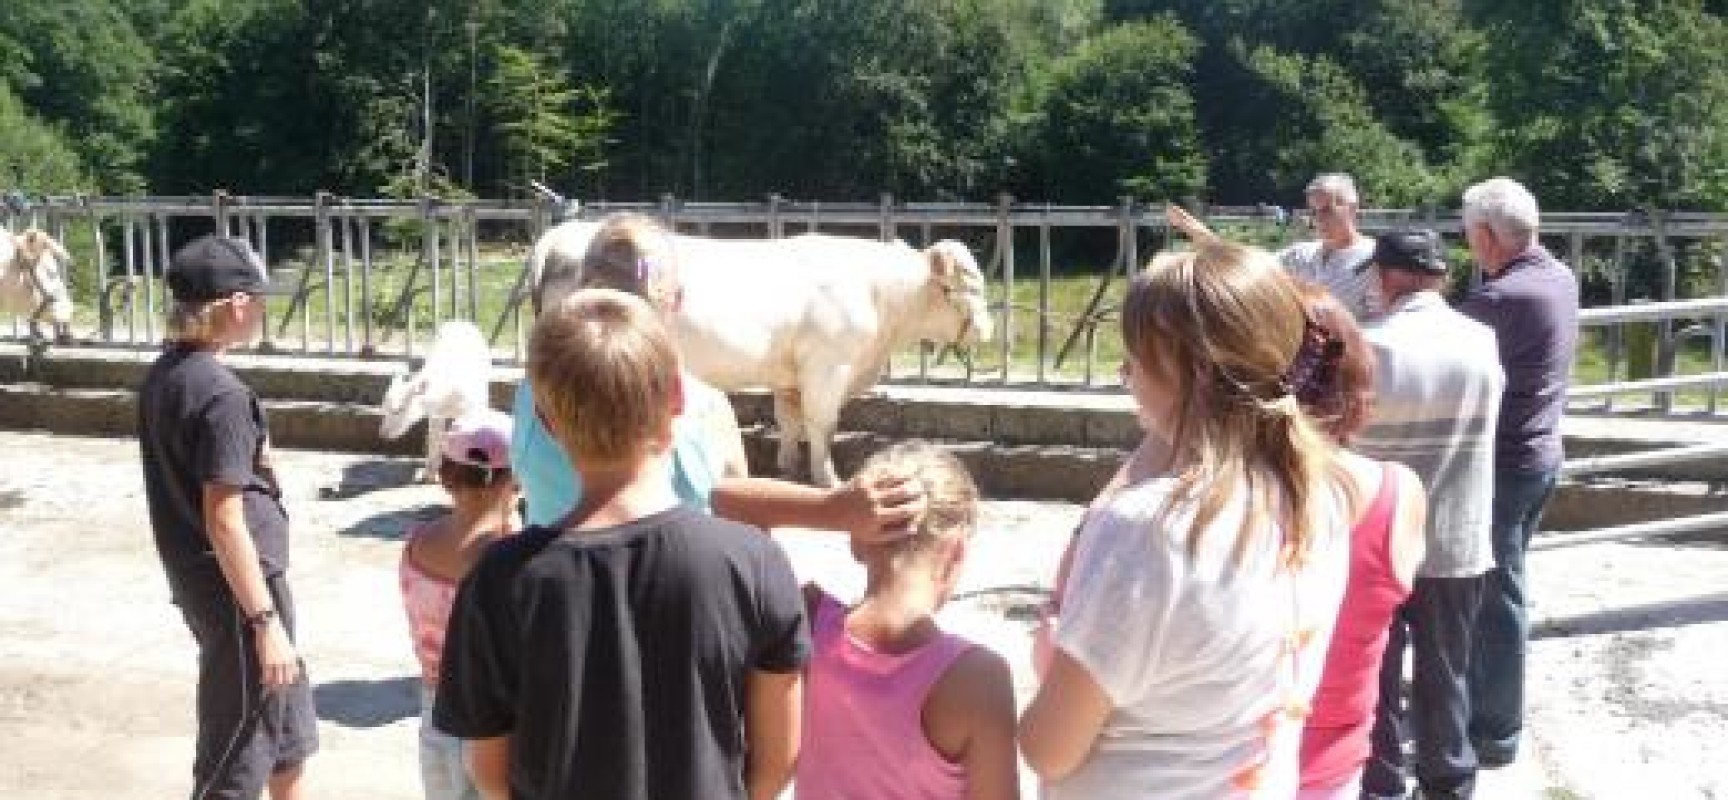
1279, 172, 1379, 318
1355, 231, 1504, 800
1456, 176, 1579, 771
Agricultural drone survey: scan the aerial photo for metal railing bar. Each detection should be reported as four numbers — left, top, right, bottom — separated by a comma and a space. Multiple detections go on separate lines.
1562, 442, 1728, 476
1532, 511, 1728, 551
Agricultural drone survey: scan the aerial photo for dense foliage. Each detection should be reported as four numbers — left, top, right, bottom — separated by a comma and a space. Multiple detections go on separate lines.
1, 0, 1725, 210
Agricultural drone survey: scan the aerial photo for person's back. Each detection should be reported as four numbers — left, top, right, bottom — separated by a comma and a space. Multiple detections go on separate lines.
1356, 297, 1502, 578
438, 508, 804, 799
795, 443, 1018, 800
1047, 474, 1351, 800
435, 288, 807, 800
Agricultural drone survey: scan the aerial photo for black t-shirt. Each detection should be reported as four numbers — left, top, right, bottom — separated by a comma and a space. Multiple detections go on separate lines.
138, 344, 290, 598
434, 506, 810, 800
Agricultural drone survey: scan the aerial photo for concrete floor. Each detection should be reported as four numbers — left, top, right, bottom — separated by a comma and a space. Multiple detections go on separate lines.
3, 431, 1719, 798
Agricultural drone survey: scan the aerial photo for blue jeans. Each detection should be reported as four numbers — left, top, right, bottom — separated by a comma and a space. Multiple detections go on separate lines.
1467, 466, 1557, 767
1363, 576, 1484, 800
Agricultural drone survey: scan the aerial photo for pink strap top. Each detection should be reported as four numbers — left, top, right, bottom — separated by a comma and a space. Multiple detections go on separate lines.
399, 523, 459, 688
1301, 463, 1413, 789
794, 590, 973, 800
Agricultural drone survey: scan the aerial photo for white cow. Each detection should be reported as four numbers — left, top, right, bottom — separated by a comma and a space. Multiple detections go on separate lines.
0, 227, 75, 344
526, 222, 994, 486
380, 320, 494, 481
674, 233, 991, 485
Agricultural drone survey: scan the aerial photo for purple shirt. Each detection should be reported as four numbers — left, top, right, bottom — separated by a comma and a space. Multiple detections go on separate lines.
1459, 246, 1580, 472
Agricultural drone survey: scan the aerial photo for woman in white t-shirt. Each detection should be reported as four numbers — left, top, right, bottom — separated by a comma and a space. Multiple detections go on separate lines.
1018, 241, 1363, 800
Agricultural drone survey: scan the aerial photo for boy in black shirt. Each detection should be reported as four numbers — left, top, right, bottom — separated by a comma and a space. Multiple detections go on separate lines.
138, 235, 315, 800
436, 288, 809, 800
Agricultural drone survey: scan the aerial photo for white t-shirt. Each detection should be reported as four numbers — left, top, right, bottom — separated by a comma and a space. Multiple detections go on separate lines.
1049, 473, 1351, 800
1278, 238, 1379, 319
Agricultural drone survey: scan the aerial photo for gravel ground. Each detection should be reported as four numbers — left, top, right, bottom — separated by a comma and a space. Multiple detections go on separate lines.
1, 430, 1721, 799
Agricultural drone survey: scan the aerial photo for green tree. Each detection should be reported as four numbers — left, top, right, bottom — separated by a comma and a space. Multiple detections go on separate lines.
0, 82, 87, 194
0, 0, 155, 192
1469, 0, 1728, 210
484, 44, 616, 196
1027, 18, 1208, 204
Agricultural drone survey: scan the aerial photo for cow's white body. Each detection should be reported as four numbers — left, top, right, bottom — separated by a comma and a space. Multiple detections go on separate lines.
380, 320, 494, 481
528, 222, 992, 486
0, 227, 75, 343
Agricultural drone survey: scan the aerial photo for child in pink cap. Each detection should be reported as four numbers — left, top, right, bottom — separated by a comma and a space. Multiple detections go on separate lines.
398, 409, 518, 800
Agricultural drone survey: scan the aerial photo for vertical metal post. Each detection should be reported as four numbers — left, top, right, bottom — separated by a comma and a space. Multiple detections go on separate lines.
767, 194, 783, 240
340, 211, 356, 355
1037, 204, 1052, 386
466, 207, 480, 323
153, 213, 172, 345
1714, 233, 1727, 414
360, 215, 376, 357
997, 193, 1014, 384
255, 214, 276, 352
1607, 233, 1628, 412
90, 205, 107, 343
1651, 210, 1677, 413
118, 215, 135, 343
317, 193, 337, 354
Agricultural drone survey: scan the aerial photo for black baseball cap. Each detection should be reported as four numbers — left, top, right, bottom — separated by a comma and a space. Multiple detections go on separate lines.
166, 235, 290, 301
1361, 229, 1447, 275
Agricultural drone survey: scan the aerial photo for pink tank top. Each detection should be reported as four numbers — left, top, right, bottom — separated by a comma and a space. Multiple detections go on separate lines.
1301, 463, 1412, 789
795, 590, 973, 800
399, 523, 459, 688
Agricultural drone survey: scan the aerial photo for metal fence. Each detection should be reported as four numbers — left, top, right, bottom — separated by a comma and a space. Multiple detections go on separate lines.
6, 193, 1728, 412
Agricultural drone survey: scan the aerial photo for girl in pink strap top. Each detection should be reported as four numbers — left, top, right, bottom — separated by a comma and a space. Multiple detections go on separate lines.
398, 410, 519, 800
796, 442, 1020, 800
1289, 284, 1427, 800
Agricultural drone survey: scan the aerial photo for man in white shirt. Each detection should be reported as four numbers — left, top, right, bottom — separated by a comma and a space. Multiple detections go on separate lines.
1279, 173, 1379, 319
1354, 230, 1505, 800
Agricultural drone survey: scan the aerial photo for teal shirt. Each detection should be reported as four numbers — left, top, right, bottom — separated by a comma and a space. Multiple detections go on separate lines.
510, 379, 726, 526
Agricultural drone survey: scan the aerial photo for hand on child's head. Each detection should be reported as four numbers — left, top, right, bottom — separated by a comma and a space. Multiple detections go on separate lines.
840, 470, 927, 546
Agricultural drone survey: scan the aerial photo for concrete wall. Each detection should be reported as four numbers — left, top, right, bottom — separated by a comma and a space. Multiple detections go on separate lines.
4, 345, 1727, 526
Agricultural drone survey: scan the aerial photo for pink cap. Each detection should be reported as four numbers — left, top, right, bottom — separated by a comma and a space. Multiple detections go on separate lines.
441, 410, 514, 469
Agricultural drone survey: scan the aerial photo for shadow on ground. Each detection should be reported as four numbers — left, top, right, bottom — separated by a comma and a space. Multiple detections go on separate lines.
1534, 591, 1728, 639
314, 676, 420, 728
338, 503, 444, 541
318, 458, 422, 501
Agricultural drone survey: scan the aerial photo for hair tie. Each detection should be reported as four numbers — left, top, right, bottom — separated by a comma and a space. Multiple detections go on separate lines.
1282, 315, 1342, 404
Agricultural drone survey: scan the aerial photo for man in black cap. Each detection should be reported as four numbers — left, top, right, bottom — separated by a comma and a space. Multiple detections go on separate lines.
1353, 230, 1506, 800
136, 235, 315, 800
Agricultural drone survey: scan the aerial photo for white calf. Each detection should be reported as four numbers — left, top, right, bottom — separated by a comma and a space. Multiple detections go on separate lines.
0, 227, 75, 344
671, 233, 993, 486
380, 320, 494, 481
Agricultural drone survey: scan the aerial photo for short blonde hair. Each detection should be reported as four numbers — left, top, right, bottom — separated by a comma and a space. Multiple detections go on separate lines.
165, 299, 221, 342
528, 288, 681, 466
579, 213, 683, 311
855, 441, 979, 561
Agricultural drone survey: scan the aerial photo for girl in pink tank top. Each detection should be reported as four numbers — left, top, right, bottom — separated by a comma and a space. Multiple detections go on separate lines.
398, 411, 518, 800
795, 443, 1020, 800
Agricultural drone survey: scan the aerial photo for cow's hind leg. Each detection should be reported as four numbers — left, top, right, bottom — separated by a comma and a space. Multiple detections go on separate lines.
773, 390, 805, 479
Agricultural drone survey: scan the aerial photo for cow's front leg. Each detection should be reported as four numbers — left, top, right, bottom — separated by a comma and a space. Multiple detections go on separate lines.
773, 389, 805, 479
800, 365, 852, 488
422, 414, 447, 483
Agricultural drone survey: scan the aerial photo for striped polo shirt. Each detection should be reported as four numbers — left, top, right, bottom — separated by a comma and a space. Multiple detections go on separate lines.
1354, 291, 1505, 578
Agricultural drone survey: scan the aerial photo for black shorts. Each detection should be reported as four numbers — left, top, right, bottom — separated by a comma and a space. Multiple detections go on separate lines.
177, 572, 319, 800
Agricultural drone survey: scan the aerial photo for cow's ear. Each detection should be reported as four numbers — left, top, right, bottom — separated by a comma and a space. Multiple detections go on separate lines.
926, 243, 956, 280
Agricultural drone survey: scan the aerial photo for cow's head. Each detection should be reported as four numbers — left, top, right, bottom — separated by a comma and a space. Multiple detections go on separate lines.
15, 228, 76, 343
379, 371, 427, 439
924, 240, 993, 347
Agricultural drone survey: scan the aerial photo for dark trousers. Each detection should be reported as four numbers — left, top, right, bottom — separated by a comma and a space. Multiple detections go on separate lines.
1467, 467, 1558, 767
178, 573, 318, 800
1362, 575, 1484, 800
